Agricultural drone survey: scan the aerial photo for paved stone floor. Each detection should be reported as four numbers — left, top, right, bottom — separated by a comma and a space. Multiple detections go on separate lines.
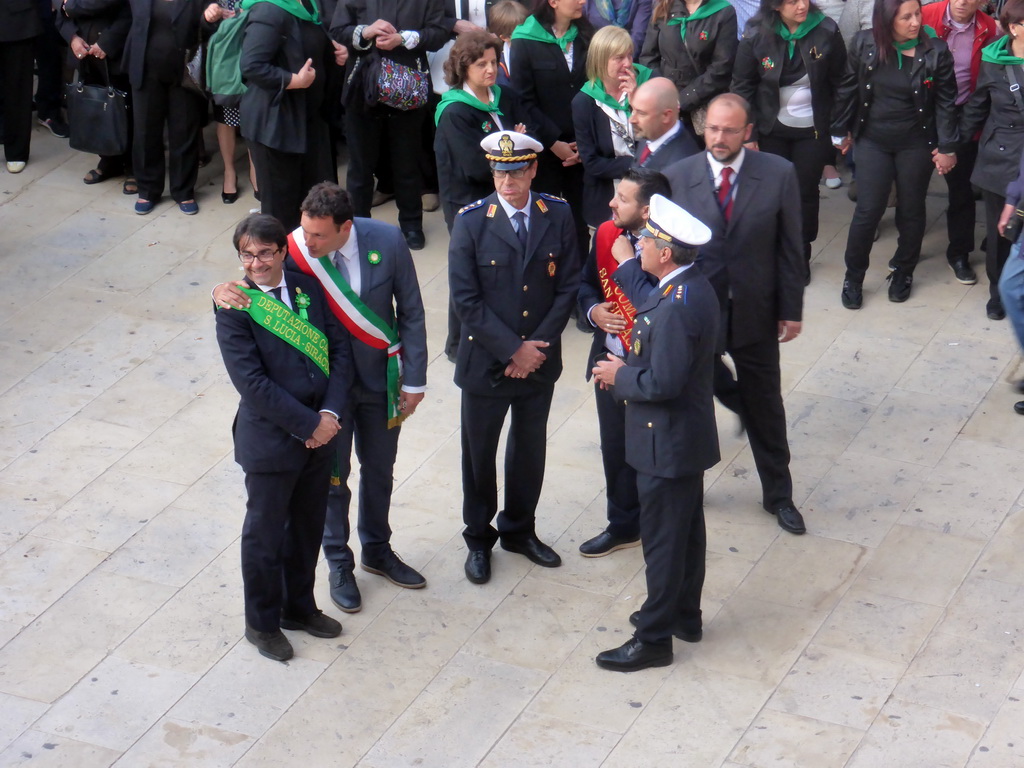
2, 126, 1024, 767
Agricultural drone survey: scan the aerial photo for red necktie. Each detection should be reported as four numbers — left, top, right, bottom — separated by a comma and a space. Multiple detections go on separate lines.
718, 166, 733, 222
638, 144, 652, 165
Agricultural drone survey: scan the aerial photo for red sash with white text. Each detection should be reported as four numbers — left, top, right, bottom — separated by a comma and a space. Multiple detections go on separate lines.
594, 221, 636, 348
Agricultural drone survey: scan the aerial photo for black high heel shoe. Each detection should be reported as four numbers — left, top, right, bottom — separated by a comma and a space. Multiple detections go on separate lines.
222, 186, 239, 204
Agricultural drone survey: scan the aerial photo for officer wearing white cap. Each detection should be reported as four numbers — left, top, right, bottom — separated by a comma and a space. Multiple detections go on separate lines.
591, 194, 721, 672
448, 130, 580, 585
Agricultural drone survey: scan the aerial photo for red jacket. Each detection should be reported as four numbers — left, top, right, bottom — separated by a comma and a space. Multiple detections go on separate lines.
921, 1, 999, 92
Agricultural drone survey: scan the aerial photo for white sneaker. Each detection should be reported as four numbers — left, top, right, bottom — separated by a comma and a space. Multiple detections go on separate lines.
824, 176, 842, 189
6, 161, 26, 174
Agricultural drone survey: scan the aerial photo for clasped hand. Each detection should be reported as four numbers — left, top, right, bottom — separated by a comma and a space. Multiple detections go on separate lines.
505, 340, 549, 378
305, 412, 339, 449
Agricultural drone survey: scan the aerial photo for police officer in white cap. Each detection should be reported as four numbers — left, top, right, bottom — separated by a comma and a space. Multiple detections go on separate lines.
592, 194, 721, 672
448, 131, 580, 585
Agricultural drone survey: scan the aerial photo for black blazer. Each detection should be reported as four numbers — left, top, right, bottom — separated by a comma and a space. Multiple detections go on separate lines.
831, 29, 959, 153
434, 87, 529, 211
57, 0, 133, 72
572, 91, 635, 227
611, 262, 721, 478
122, 0, 213, 90
663, 149, 804, 348
0, 0, 43, 43
961, 53, 1024, 197
510, 24, 589, 148
216, 270, 353, 474
640, 0, 737, 112
731, 17, 847, 140
449, 191, 581, 396
634, 123, 700, 170
240, 0, 336, 154
441, 0, 527, 33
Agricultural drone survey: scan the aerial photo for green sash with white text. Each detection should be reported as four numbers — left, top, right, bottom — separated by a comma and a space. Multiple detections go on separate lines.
238, 288, 330, 376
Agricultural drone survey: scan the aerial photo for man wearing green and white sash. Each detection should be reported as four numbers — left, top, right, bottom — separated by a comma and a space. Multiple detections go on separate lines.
216, 214, 353, 662
214, 183, 428, 614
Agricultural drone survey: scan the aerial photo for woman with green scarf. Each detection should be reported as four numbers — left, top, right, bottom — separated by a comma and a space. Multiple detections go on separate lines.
731, 0, 847, 282
830, 0, 958, 309
511, 0, 593, 259
960, 0, 1024, 322
640, 0, 738, 140
571, 25, 650, 228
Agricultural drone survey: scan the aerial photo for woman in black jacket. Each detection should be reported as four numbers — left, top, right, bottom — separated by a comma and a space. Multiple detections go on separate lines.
56, 0, 135, 192
434, 30, 528, 232
242, 0, 347, 233
510, 0, 592, 256
572, 24, 650, 229
434, 29, 528, 360
731, 0, 846, 281
959, 0, 1024, 321
640, 0, 737, 140
831, 0, 958, 309
122, 0, 229, 215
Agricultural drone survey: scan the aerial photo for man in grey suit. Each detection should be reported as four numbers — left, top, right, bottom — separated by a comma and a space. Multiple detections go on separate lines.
662, 93, 807, 535
214, 183, 429, 612
630, 78, 699, 173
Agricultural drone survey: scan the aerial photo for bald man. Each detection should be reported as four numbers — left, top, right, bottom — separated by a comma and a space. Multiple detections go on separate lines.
630, 77, 699, 172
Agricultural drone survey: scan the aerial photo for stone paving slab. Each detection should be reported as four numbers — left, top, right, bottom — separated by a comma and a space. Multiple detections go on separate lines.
1, 125, 1023, 766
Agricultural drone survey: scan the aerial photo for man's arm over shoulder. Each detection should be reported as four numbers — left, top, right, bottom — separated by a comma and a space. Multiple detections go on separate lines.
215, 305, 322, 439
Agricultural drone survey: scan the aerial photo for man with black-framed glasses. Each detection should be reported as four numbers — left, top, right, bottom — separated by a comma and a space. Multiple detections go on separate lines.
216, 213, 353, 662
448, 130, 580, 584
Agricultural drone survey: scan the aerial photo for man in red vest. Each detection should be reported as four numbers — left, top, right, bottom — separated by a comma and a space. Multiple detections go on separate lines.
576, 166, 672, 557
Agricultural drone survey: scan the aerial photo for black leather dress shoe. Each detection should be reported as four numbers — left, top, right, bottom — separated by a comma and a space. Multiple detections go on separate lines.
501, 535, 562, 567
769, 503, 807, 535
280, 609, 342, 638
628, 611, 702, 643
361, 551, 426, 589
403, 229, 426, 250
465, 550, 491, 584
579, 530, 641, 558
245, 625, 293, 662
1014, 401, 1024, 415
329, 569, 362, 613
596, 636, 673, 672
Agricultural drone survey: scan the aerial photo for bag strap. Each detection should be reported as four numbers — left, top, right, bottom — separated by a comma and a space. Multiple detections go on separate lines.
1006, 63, 1024, 114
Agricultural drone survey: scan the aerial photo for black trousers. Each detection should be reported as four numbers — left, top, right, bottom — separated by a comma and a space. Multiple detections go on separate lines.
461, 385, 554, 551
844, 137, 934, 283
241, 447, 332, 631
759, 132, 832, 265
322, 384, 401, 572
249, 126, 335, 234
132, 73, 203, 202
33, 5, 65, 121
1, 37, 37, 162
345, 104, 425, 231
633, 471, 705, 645
715, 336, 793, 509
594, 369, 640, 539
983, 189, 1013, 303
941, 138, 978, 263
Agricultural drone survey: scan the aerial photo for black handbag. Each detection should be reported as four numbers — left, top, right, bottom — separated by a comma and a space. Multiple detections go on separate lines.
65, 62, 130, 157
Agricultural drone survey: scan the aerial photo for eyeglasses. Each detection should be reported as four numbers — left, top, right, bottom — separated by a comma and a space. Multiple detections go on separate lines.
492, 168, 528, 179
704, 124, 746, 136
238, 248, 280, 264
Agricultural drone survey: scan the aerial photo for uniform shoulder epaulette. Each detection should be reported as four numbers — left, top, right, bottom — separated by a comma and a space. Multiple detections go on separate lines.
538, 192, 568, 204
458, 199, 486, 215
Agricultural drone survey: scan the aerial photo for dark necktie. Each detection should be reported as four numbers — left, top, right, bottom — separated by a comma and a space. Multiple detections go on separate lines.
270, 286, 283, 301
513, 211, 529, 251
718, 166, 734, 222
638, 144, 652, 165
